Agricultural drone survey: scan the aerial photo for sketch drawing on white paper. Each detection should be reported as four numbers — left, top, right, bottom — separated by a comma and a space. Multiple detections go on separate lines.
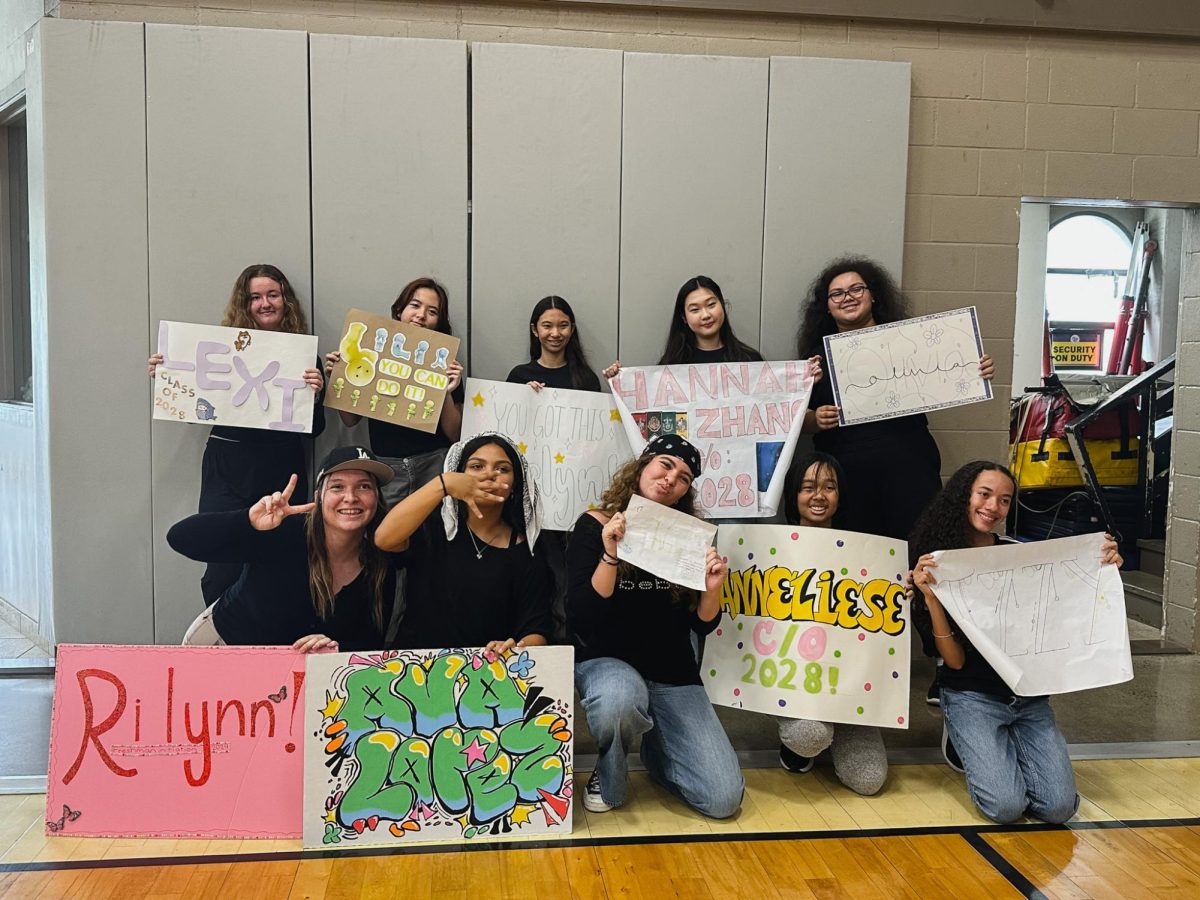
824, 307, 992, 426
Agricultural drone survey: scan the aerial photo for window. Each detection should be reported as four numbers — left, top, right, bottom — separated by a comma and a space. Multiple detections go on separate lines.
1044, 213, 1133, 370
0, 108, 30, 403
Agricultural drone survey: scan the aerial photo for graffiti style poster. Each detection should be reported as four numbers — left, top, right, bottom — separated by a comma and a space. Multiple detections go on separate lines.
153, 321, 318, 431
46, 645, 307, 838
325, 308, 461, 434
303, 647, 574, 849
609, 361, 813, 518
704, 525, 910, 729
824, 307, 991, 426
931, 533, 1132, 696
462, 378, 632, 530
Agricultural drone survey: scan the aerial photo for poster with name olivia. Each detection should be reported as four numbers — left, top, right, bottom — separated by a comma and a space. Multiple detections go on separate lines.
154, 322, 318, 431
45, 645, 307, 838
462, 378, 632, 530
704, 525, 911, 729
325, 308, 461, 434
608, 361, 813, 518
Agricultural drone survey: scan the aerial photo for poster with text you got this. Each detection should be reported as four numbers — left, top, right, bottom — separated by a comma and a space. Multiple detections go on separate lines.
608, 361, 814, 518
704, 525, 911, 730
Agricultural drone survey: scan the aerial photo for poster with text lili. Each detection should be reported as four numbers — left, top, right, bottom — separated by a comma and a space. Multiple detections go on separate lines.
46, 645, 307, 838
704, 525, 911, 729
325, 308, 460, 433
303, 646, 574, 850
609, 361, 813, 518
462, 378, 632, 530
154, 321, 318, 431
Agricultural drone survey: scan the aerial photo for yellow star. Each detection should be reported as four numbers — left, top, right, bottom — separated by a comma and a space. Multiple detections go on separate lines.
554, 452, 565, 464
609, 409, 621, 421
472, 392, 485, 407
321, 692, 344, 720
587, 502, 597, 510
323, 809, 338, 823
510, 804, 536, 826
517, 441, 528, 455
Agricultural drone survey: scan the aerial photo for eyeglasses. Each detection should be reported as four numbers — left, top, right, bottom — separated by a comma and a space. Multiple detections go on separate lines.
827, 283, 868, 304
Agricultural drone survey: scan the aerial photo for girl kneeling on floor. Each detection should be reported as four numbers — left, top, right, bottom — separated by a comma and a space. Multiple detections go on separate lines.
775, 452, 888, 795
567, 434, 744, 819
908, 460, 1122, 824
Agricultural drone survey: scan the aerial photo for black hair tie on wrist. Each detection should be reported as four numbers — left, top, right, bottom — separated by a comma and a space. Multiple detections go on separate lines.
438, 473, 448, 497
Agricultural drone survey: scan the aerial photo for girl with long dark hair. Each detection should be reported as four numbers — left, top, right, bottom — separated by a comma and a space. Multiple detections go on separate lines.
508, 296, 601, 392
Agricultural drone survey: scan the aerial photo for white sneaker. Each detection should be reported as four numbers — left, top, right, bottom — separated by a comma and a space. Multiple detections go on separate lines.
582, 771, 615, 813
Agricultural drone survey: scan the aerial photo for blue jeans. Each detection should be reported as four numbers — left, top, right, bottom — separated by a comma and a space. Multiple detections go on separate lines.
575, 657, 744, 818
942, 688, 1078, 824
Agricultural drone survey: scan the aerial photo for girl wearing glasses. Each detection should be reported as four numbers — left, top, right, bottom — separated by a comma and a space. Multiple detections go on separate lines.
796, 257, 993, 541
147, 263, 326, 606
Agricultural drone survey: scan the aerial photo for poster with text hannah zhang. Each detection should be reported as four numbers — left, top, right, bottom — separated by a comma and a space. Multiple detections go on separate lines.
704, 525, 911, 729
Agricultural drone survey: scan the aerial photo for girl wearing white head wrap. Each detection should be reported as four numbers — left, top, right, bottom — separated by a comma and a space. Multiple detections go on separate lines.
375, 432, 553, 657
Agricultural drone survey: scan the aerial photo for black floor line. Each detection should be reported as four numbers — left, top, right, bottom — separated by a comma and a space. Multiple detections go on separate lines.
962, 832, 1048, 899
4, 815, 1200, 875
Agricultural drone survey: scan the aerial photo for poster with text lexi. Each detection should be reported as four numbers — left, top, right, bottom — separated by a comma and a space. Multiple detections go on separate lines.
704, 525, 911, 729
46, 645, 307, 838
609, 361, 813, 518
154, 321, 318, 431
303, 647, 574, 850
324, 308, 461, 434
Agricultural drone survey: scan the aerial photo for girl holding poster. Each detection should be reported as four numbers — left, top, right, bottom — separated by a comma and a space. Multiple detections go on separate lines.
324, 277, 466, 506
169, 445, 396, 652
566, 434, 744, 818
908, 461, 1122, 824
797, 257, 994, 541
775, 452, 888, 795
374, 432, 554, 655
148, 263, 326, 606
507, 296, 602, 392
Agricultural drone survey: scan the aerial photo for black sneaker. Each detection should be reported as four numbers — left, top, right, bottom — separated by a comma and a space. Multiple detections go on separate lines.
927, 678, 941, 707
941, 722, 965, 773
582, 771, 614, 813
779, 743, 815, 774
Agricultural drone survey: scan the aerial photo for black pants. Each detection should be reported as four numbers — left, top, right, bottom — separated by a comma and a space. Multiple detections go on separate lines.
198, 436, 308, 605
834, 427, 943, 541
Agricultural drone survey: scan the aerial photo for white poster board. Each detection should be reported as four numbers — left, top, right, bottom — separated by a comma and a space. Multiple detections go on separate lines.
704, 524, 911, 729
302, 646, 574, 849
931, 533, 1132, 696
621, 495, 717, 591
608, 361, 813, 518
462, 378, 632, 531
824, 307, 991, 426
154, 321, 318, 432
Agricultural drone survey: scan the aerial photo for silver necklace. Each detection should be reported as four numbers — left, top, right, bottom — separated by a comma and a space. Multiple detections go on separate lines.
467, 527, 488, 560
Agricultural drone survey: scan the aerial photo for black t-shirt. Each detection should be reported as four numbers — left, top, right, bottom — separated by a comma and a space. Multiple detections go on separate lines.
506, 360, 602, 393
676, 345, 764, 365
167, 511, 393, 651
367, 382, 465, 459
394, 517, 554, 649
808, 365, 930, 457
567, 513, 719, 685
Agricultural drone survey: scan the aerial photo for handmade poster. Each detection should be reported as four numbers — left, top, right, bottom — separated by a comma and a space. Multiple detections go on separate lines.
153, 321, 318, 431
621, 494, 717, 591
462, 378, 633, 530
824, 307, 991, 426
704, 525, 910, 729
45, 645, 307, 838
608, 361, 813, 518
303, 646, 574, 850
930, 533, 1132, 696
325, 308, 461, 434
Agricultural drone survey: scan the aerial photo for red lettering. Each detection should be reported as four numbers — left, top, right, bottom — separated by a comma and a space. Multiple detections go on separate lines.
610, 370, 647, 411
183, 701, 212, 787
63, 669, 137, 785
250, 699, 276, 738
695, 407, 721, 439
651, 368, 688, 407
719, 364, 750, 396
687, 365, 720, 401
753, 364, 783, 394
216, 699, 246, 737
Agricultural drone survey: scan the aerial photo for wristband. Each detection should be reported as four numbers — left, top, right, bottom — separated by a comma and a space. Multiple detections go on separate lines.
438, 473, 448, 497
932, 631, 953, 639
600, 552, 619, 566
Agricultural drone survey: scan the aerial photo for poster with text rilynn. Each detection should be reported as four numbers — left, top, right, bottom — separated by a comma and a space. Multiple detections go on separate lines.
46, 645, 307, 838
154, 321, 318, 431
704, 525, 911, 730
325, 308, 461, 434
303, 647, 574, 850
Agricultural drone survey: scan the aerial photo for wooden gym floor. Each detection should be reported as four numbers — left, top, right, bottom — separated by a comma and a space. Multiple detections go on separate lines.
4, 758, 1200, 898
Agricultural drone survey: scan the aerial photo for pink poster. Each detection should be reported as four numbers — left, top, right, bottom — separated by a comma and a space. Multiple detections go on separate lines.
46, 645, 307, 838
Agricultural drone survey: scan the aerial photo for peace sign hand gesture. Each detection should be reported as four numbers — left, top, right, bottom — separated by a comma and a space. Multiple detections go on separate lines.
248, 474, 315, 531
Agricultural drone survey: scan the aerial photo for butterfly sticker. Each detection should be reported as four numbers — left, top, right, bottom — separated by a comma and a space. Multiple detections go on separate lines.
46, 804, 81, 833
268, 685, 286, 703
507, 650, 534, 680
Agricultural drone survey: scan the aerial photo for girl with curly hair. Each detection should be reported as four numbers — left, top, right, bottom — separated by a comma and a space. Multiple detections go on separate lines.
148, 264, 326, 606
796, 257, 993, 541
567, 434, 743, 819
908, 460, 1122, 824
